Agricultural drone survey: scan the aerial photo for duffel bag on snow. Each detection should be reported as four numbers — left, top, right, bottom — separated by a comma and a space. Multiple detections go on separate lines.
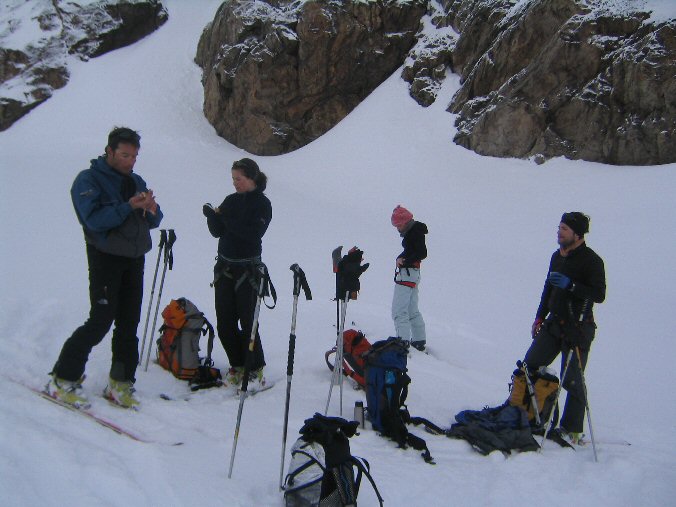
283, 413, 383, 507
156, 297, 221, 388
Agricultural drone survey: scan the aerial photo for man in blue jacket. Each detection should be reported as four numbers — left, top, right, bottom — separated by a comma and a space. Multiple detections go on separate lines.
48, 127, 163, 409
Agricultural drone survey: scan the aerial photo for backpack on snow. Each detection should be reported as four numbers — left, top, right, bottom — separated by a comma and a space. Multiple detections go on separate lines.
156, 298, 222, 389
283, 413, 383, 507
508, 366, 559, 427
363, 337, 439, 464
324, 329, 372, 389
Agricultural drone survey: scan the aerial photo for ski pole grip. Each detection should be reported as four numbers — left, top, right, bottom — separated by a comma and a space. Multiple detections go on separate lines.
290, 264, 302, 297
167, 229, 177, 248
159, 229, 167, 247
290, 264, 312, 301
287, 333, 296, 376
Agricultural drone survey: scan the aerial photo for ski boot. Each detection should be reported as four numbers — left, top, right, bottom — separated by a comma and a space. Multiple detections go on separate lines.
226, 366, 244, 387
46, 375, 90, 409
242, 368, 267, 394
559, 429, 582, 446
411, 341, 426, 352
103, 378, 140, 410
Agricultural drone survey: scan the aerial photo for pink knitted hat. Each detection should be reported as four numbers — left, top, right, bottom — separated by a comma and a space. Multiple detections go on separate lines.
391, 205, 413, 228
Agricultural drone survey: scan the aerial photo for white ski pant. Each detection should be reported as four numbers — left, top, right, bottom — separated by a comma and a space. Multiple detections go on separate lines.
391, 268, 426, 344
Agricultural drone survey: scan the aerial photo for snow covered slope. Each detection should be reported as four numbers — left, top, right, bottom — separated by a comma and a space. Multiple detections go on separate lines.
0, 1, 674, 506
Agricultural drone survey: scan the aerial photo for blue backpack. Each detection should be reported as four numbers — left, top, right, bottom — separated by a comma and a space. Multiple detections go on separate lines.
364, 337, 437, 464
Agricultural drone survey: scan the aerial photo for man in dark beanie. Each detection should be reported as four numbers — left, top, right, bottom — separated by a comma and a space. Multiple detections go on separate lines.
523, 212, 605, 445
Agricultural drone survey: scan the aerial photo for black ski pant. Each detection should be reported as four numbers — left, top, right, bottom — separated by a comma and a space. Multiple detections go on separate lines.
54, 245, 144, 383
214, 265, 265, 372
524, 318, 596, 433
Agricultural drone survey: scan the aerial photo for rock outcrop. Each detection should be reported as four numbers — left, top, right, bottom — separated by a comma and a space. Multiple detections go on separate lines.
198, 0, 673, 164
429, 0, 675, 165
0, 0, 168, 131
195, 0, 426, 155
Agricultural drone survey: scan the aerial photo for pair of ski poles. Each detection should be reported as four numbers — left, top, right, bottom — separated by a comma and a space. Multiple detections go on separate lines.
139, 228, 176, 371
226, 264, 311, 481
324, 245, 361, 418
537, 299, 598, 462
325, 291, 350, 417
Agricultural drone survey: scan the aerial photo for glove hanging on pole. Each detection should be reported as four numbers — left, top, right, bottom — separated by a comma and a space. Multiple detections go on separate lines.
335, 247, 369, 300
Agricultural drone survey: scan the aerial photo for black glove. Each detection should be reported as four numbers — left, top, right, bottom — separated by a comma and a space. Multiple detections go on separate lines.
203, 203, 216, 218
299, 413, 358, 467
336, 248, 369, 298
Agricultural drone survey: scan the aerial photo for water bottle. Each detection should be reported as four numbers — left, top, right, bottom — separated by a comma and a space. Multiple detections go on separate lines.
354, 401, 365, 428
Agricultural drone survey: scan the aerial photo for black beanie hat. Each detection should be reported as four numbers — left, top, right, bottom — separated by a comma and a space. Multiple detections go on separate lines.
561, 212, 590, 237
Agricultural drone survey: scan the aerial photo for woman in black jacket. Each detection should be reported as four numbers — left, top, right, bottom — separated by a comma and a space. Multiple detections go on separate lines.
390, 205, 428, 351
203, 158, 272, 391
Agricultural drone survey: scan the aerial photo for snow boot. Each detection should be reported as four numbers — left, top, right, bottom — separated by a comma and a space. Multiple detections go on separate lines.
46, 375, 90, 409
411, 341, 426, 352
560, 429, 582, 446
226, 366, 244, 387
103, 378, 140, 410
242, 368, 267, 394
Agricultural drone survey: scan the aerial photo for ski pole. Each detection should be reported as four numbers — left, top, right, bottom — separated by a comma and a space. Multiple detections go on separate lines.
228, 263, 269, 479
332, 245, 342, 332
325, 291, 349, 416
139, 229, 167, 364
517, 360, 541, 427
540, 298, 591, 451
575, 345, 598, 462
279, 264, 312, 490
337, 294, 349, 415
539, 348, 573, 452
143, 229, 176, 371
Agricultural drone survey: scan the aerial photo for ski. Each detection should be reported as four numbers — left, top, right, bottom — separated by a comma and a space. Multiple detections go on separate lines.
577, 436, 631, 447
160, 380, 275, 401
10, 377, 181, 445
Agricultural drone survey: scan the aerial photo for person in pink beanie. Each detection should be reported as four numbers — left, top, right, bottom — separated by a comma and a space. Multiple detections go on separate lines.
390, 205, 428, 351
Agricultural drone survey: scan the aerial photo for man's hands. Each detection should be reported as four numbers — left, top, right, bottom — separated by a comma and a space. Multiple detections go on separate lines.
548, 271, 572, 290
129, 190, 158, 215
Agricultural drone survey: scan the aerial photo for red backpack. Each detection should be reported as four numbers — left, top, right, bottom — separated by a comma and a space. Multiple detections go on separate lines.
156, 298, 221, 388
325, 329, 372, 389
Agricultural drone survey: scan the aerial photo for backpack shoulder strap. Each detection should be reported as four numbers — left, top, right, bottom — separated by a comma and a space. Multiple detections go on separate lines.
405, 432, 435, 464
349, 456, 384, 506
202, 316, 216, 365
399, 406, 439, 464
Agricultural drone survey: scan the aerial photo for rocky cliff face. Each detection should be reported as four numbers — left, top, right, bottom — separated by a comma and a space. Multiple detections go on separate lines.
0, 0, 168, 131
195, 0, 426, 156
409, 0, 675, 165
199, 0, 673, 165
